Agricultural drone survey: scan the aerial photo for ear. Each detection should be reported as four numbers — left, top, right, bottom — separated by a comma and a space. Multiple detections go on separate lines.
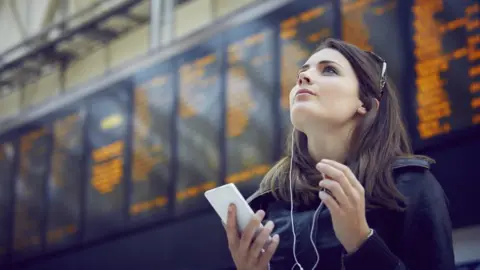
374, 98, 380, 111
357, 104, 367, 115
357, 98, 380, 115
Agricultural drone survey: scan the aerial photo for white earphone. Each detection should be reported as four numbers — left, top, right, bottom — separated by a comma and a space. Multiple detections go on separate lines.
288, 129, 324, 270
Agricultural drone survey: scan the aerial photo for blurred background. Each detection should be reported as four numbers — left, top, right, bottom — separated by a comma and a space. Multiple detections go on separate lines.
0, 0, 478, 269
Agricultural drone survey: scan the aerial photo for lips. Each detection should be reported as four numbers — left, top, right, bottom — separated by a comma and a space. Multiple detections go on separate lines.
296, 89, 316, 96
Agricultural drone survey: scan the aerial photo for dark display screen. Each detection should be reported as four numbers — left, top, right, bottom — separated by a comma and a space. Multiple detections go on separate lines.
14, 127, 51, 257
130, 63, 173, 223
341, 0, 406, 96
278, 1, 336, 144
46, 110, 85, 249
409, 0, 479, 144
225, 21, 276, 195
0, 142, 15, 261
84, 86, 130, 240
175, 43, 222, 216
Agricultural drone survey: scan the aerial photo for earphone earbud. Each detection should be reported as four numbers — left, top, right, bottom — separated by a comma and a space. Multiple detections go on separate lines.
289, 129, 324, 270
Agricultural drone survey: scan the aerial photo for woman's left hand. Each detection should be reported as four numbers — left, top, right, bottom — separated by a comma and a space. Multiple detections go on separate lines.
316, 159, 371, 254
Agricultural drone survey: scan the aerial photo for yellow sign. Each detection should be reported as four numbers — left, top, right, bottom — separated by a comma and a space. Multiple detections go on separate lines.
176, 181, 215, 201
179, 54, 218, 119
101, 114, 123, 130
226, 164, 270, 184
130, 196, 168, 216
227, 67, 254, 137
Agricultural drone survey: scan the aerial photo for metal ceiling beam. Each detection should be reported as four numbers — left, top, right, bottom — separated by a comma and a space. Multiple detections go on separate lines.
0, 0, 147, 90
41, 0, 61, 28
162, 0, 174, 46
150, 0, 162, 49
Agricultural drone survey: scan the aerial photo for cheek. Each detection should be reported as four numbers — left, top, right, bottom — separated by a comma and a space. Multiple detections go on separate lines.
289, 86, 297, 106
320, 82, 360, 112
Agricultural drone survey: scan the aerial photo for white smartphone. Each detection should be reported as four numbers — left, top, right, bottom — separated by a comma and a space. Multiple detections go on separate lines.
204, 183, 265, 234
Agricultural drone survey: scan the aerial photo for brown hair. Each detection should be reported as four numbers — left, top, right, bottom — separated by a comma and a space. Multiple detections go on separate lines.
259, 38, 432, 211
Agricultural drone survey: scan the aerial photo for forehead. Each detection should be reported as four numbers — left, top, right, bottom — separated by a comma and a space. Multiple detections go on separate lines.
304, 48, 351, 69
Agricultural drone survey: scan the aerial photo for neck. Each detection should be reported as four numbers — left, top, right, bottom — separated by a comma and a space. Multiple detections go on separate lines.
305, 125, 353, 164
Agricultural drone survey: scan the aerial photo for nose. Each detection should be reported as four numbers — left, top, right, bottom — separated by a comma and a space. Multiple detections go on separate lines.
297, 72, 312, 86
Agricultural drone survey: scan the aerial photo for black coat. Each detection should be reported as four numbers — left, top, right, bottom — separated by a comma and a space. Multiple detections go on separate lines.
246, 157, 456, 270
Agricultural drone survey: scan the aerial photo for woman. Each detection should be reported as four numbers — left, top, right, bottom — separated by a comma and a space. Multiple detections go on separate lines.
224, 38, 455, 270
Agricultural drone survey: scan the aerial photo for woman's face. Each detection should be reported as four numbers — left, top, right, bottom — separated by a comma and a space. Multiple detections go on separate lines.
289, 48, 366, 133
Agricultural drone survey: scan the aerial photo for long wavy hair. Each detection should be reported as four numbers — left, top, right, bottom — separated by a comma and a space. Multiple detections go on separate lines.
259, 38, 432, 211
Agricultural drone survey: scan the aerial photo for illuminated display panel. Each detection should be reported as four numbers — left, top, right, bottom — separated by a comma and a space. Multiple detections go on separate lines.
225, 22, 276, 195
341, 0, 406, 97
0, 142, 16, 261
279, 1, 335, 144
176, 43, 221, 216
85, 87, 130, 240
46, 110, 85, 249
14, 127, 51, 256
410, 0, 479, 143
130, 63, 173, 223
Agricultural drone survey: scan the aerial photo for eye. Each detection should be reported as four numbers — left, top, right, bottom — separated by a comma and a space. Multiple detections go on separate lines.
321, 66, 338, 75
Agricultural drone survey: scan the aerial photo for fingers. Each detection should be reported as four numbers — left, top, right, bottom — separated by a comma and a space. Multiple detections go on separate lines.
249, 221, 275, 261
320, 159, 363, 192
318, 179, 349, 207
319, 189, 341, 214
226, 204, 239, 250
239, 210, 265, 254
317, 162, 355, 200
226, 206, 279, 269
257, 234, 280, 266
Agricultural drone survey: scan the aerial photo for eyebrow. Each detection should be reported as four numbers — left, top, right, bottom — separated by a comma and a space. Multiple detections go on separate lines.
299, 60, 344, 72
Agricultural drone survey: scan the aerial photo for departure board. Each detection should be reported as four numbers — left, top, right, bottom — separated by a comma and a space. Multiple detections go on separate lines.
0, 142, 15, 261
225, 23, 276, 195
341, 0, 406, 93
131, 63, 173, 223
410, 0, 479, 143
46, 110, 85, 249
278, 1, 335, 144
85, 87, 130, 240
14, 127, 51, 257
176, 44, 221, 216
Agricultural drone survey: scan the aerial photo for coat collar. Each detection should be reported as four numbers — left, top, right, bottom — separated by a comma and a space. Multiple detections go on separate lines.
246, 156, 431, 208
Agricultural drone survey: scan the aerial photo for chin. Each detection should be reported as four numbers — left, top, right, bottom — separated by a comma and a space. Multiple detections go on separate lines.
290, 102, 322, 132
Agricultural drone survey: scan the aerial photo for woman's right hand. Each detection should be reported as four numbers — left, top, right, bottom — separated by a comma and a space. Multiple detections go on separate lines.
225, 204, 280, 270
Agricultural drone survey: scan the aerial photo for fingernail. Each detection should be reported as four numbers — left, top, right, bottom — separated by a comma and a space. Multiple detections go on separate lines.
257, 210, 265, 218
273, 234, 279, 242
228, 204, 234, 212
266, 220, 274, 229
